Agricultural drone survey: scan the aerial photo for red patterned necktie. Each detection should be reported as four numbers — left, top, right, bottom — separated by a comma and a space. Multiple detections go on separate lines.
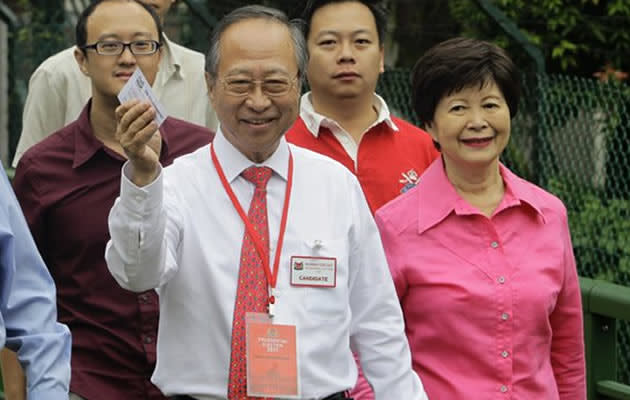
227, 166, 273, 399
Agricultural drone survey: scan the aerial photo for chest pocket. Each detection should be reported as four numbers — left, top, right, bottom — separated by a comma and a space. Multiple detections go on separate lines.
280, 236, 350, 322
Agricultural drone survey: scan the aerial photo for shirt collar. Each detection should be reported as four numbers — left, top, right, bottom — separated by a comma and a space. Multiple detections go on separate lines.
299, 92, 399, 137
212, 125, 290, 183
159, 34, 183, 79
72, 99, 172, 168
72, 100, 103, 168
416, 158, 547, 235
498, 163, 546, 221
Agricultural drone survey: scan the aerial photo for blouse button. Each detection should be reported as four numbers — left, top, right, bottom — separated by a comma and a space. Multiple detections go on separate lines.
490, 241, 499, 248
500, 385, 508, 393
497, 276, 506, 284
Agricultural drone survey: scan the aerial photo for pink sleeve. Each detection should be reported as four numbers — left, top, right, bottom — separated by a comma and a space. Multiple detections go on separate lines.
374, 212, 408, 300
550, 212, 586, 400
349, 352, 375, 400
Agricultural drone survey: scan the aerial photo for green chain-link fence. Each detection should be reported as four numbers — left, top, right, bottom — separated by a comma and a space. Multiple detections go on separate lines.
5, 0, 630, 388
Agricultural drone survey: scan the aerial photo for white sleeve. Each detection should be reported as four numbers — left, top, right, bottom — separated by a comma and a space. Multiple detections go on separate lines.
105, 162, 182, 292
346, 176, 428, 400
13, 68, 67, 167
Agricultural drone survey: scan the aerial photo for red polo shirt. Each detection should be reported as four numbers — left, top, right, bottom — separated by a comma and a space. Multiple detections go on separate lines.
286, 114, 439, 214
13, 101, 213, 400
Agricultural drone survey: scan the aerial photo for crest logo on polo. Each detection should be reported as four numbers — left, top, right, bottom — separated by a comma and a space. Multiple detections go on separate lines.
400, 169, 420, 193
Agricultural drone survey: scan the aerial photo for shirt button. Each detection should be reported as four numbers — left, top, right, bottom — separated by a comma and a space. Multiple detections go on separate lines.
500, 385, 508, 393
497, 276, 506, 284
501, 313, 510, 321
501, 350, 509, 358
491, 241, 499, 248
144, 336, 153, 344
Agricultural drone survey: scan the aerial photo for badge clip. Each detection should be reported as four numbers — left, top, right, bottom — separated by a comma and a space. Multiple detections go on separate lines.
267, 292, 276, 318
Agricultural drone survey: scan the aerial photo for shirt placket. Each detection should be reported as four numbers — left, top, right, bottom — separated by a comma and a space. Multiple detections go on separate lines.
485, 220, 514, 397
327, 124, 359, 168
137, 290, 159, 365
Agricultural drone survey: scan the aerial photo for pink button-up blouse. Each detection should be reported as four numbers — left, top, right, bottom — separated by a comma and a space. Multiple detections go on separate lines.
372, 158, 586, 400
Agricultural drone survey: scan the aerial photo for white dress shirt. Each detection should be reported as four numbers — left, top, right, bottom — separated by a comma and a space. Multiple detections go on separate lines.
13, 36, 217, 167
105, 129, 427, 400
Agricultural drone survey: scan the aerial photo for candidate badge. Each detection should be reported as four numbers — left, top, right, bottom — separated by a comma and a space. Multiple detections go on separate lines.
290, 256, 337, 288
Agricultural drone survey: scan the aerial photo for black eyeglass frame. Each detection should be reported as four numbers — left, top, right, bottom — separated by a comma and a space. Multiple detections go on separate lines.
81, 40, 162, 56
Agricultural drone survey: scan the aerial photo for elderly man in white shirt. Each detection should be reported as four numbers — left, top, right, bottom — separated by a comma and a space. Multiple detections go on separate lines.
106, 5, 428, 400
12, 0, 217, 167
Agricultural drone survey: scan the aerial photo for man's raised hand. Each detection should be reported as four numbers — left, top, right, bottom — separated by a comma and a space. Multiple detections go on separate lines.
116, 100, 162, 186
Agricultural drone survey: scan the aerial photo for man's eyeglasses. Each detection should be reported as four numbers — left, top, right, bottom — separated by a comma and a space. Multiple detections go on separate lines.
219, 76, 299, 97
81, 40, 161, 56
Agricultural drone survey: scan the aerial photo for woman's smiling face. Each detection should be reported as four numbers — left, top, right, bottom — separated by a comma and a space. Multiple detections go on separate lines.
426, 80, 511, 174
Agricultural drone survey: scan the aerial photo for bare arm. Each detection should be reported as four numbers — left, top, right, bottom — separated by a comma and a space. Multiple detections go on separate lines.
1, 348, 26, 400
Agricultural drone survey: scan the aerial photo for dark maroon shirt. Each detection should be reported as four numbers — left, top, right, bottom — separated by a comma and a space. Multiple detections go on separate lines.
13, 101, 213, 399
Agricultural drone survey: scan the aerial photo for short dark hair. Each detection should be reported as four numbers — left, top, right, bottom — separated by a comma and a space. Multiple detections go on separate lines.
411, 37, 521, 131
76, 0, 163, 52
301, 0, 387, 46
205, 5, 307, 81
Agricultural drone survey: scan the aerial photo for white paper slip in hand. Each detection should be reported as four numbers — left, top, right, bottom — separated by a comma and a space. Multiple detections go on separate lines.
117, 68, 167, 127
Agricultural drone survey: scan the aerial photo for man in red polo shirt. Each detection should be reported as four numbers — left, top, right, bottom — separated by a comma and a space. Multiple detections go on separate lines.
286, 2, 438, 398
286, 0, 438, 215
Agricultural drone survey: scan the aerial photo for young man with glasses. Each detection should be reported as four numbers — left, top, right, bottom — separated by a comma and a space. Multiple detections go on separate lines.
10, 0, 216, 167
1, 1, 212, 399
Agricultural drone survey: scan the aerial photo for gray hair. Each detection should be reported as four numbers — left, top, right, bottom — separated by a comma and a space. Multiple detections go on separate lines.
205, 5, 307, 81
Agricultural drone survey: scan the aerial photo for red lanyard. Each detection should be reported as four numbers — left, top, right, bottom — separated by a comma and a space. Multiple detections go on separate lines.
210, 144, 293, 304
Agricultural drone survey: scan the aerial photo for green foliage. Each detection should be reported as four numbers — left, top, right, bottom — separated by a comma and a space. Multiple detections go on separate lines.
548, 177, 630, 284
11, 1, 68, 69
540, 76, 630, 285
448, 0, 630, 76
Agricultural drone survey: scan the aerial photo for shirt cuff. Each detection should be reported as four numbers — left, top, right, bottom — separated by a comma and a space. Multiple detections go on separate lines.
120, 161, 163, 212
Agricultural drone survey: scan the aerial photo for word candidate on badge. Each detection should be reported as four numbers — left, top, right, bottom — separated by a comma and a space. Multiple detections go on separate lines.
117, 68, 167, 127
290, 256, 336, 288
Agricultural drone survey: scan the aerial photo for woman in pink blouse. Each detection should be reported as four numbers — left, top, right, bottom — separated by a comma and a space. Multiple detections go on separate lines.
373, 38, 586, 399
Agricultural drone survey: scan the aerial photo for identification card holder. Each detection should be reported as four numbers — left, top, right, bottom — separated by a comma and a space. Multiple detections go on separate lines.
246, 312, 300, 398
